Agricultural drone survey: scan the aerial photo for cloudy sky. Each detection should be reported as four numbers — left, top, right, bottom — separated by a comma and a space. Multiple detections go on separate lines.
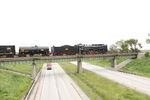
0, 0, 150, 51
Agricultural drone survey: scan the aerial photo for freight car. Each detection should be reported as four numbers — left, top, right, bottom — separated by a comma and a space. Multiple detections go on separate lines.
19, 46, 49, 57
51, 45, 79, 56
0, 45, 15, 57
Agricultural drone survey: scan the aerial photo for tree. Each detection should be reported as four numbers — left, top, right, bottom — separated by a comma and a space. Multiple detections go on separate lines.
109, 44, 118, 52
146, 33, 150, 44
120, 42, 129, 52
125, 39, 142, 52
115, 40, 129, 52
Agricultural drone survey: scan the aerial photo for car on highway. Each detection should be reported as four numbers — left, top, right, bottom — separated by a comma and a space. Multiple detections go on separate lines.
47, 63, 52, 70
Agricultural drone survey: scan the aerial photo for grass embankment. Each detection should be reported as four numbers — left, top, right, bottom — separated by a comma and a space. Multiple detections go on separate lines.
116, 57, 130, 64
0, 71, 31, 100
0, 63, 43, 75
122, 57, 150, 77
84, 57, 129, 67
59, 62, 150, 100
84, 58, 111, 67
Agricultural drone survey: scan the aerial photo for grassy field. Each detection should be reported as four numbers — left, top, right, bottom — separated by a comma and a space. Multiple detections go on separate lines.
0, 71, 31, 100
122, 57, 150, 77
59, 62, 150, 100
0, 62, 44, 75
84, 57, 130, 67
84, 58, 111, 67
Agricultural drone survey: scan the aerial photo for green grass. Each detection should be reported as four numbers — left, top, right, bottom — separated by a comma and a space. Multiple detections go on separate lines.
122, 57, 150, 77
0, 71, 31, 100
0, 63, 43, 75
59, 62, 150, 100
84, 57, 130, 67
84, 58, 111, 67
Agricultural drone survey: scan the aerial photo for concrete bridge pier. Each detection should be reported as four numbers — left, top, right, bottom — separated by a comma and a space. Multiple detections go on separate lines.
111, 56, 116, 68
32, 60, 37, 79
77, 57, 83, 73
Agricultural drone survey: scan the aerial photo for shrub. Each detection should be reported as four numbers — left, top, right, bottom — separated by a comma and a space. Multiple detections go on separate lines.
145, 52, 150, 57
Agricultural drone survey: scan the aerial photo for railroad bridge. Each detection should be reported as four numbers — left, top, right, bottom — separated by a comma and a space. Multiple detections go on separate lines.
0, 53, 138, 77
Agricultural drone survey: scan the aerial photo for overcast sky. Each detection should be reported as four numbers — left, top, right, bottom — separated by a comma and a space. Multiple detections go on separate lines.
0, 0, 150, 51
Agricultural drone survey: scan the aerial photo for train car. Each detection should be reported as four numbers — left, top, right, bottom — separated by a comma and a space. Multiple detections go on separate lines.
51, 44, 107, 56
75, 44, 107, 55
19, 46, 49, 57
80, 44, 107, 54
51, 45, 79, 56
0, 45, 15, 57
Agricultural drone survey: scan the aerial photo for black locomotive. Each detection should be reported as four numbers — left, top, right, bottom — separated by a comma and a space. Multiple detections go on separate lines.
0, 45, 16, 57
79, 44, 107, 55
19, 46, 49, 57
51, 44, 107, 56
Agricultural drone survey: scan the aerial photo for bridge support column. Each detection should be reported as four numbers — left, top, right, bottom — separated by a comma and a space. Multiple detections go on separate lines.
77, 57, 83, 73
32, 60, 36, 79
111, 56, 116, 68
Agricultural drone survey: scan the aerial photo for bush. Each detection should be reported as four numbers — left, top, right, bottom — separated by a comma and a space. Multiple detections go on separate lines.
145, 52, 150, 57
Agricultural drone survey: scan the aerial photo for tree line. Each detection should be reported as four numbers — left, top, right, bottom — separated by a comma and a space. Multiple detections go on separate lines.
109, 34, 150, 53
109, 39, 142, 53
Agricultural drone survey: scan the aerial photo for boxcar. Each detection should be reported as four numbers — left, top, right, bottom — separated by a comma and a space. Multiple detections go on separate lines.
0, 45, 15, 57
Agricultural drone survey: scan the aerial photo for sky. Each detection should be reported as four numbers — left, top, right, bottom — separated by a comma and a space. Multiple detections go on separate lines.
0, 0, 150, 51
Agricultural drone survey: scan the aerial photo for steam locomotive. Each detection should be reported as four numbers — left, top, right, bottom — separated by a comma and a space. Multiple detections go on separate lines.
51, 44, 107, 56
0, 44, 107, 57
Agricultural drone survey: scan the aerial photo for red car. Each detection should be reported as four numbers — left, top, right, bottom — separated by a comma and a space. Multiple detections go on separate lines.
47, 63, 52, 70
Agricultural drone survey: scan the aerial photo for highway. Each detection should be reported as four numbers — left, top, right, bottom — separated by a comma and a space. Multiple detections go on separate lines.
71, 62, 150, 96
28, 63, 89, 100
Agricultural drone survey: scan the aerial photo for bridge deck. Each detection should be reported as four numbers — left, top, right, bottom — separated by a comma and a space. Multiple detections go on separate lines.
0, 53, 138, 62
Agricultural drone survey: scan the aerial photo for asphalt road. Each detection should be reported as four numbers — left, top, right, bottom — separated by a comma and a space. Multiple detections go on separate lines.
71, 62, 150, 96
28, 63, 89, 100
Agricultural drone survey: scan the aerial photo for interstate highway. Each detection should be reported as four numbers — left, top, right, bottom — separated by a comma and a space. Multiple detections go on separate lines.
28, 63, 89, 100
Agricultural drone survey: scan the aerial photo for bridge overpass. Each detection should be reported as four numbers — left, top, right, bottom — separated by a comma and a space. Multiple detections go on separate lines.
0, 53, 138, 62
0, 53, 139, 100
0, 53, 138, 77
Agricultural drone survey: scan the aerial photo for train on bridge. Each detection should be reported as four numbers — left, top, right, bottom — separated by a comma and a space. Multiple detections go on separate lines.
0, 44, 107, 57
